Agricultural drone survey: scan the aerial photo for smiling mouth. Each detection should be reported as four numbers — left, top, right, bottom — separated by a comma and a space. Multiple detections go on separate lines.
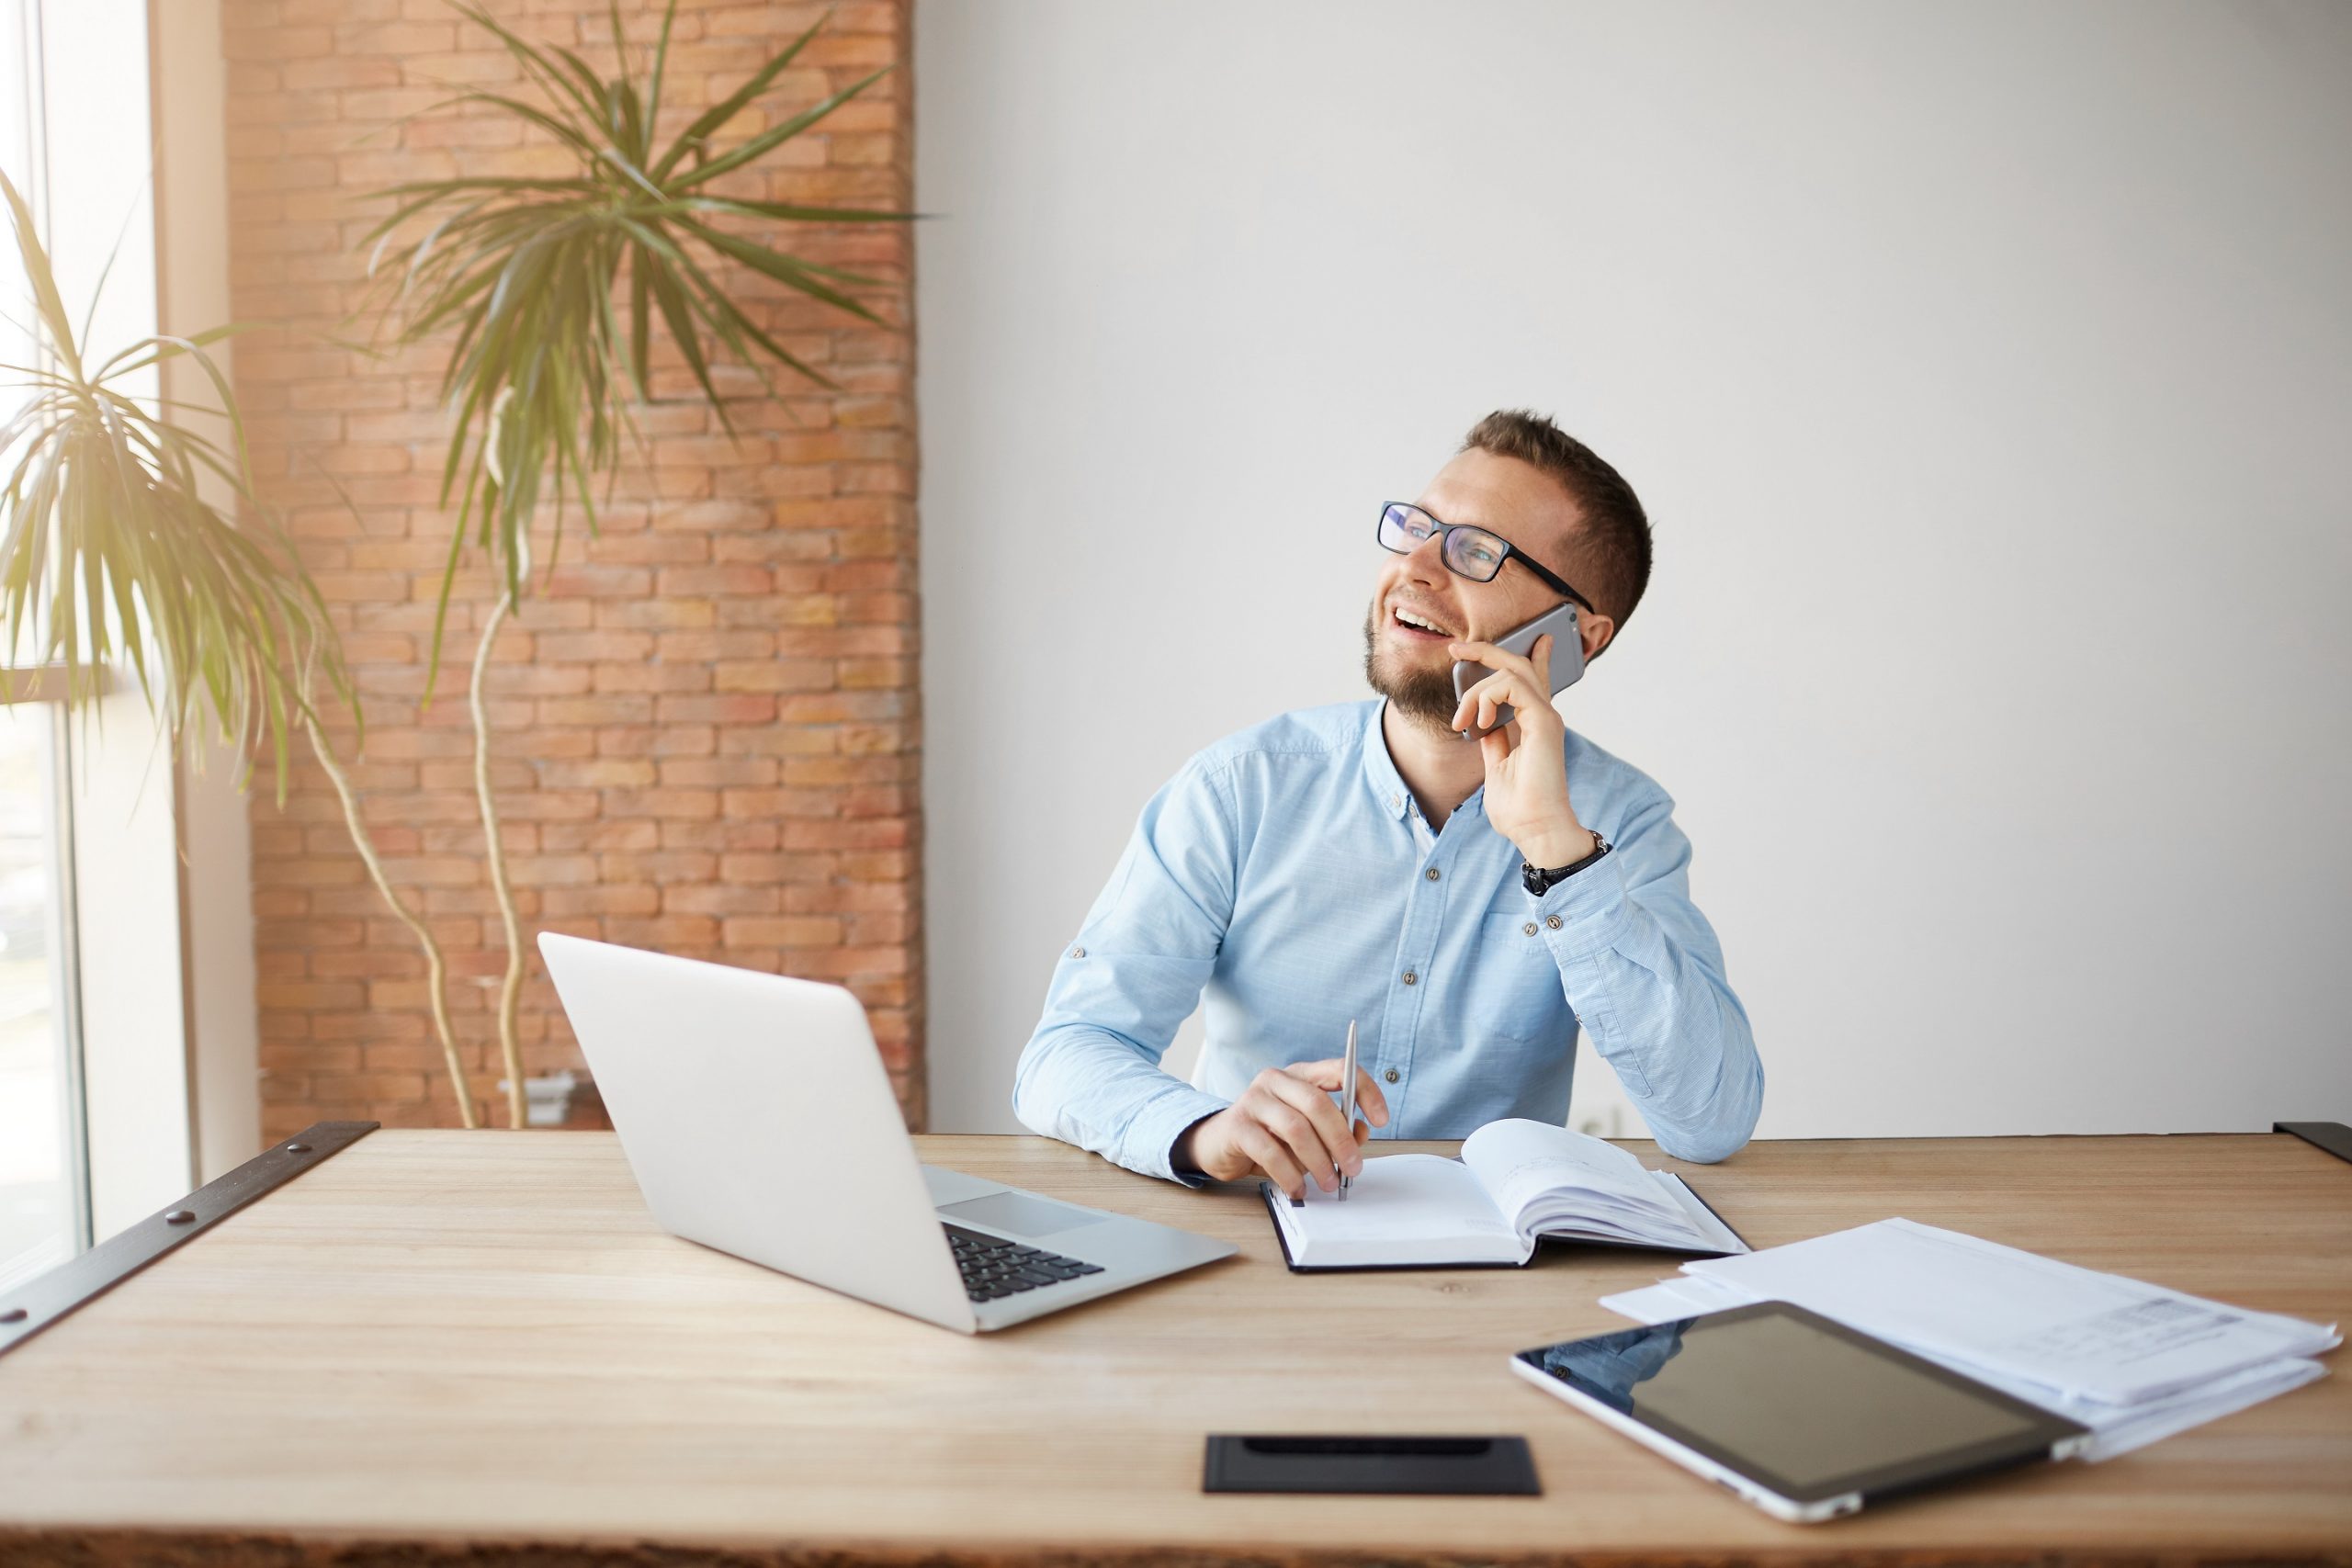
1389, 604, 1456, 642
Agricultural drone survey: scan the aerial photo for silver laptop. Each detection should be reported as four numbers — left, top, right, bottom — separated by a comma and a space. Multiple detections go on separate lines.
537, 932, 1235, 1333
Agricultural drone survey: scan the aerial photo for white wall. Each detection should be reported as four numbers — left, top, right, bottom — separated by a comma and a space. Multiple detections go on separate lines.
917, 2, 2352, 1139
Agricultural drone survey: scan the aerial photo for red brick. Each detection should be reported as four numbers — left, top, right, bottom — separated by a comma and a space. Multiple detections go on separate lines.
602, 916, 720, 948
257, 980, 368, 1010
540, 885, 663, 918
723, 916, 843, 948
714, 659, 833, 693
231, 0, 922, 1132
658, 564, 774, 596
664, 885, 783, 916
657, 694, 779, 725
653, 631, 778, 660
541, 819, 662, 853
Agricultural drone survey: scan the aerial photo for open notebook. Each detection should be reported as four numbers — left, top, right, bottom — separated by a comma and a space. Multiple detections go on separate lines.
1263, 1118, 1748, 1270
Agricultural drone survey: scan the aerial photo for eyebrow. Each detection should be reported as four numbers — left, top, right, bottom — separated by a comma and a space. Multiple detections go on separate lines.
1414, 500, 1490, 532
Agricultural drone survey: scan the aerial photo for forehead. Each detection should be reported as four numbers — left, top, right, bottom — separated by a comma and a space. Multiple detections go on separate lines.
1414, 448, 1583, 559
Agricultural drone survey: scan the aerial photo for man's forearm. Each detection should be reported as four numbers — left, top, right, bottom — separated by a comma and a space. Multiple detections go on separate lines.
1589, 948, 1762, 1163
1532, 858, 1763, 1162
1012, 1022, 1231, 1182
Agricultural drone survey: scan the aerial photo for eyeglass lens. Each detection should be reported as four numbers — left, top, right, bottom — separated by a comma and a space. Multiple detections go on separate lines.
1379, 503, 1508, 583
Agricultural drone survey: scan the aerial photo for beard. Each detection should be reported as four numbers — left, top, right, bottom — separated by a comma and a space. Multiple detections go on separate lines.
1363, 600, 1461, 729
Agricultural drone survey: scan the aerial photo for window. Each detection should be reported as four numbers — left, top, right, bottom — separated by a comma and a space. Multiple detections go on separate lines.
0, 0, 88, 1295
0, 0, 203, 1277
0, 699, 80, 1291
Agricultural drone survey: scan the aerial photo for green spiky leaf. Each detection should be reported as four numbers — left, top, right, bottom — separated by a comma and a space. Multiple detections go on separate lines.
0, 168, 353, 801
357, 0, 920, 691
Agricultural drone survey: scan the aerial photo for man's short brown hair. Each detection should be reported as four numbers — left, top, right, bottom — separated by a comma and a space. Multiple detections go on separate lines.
1462, 409, 1651, 631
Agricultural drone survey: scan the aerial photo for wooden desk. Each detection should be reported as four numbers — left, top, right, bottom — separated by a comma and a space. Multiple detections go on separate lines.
0, 1132, 2346, 1566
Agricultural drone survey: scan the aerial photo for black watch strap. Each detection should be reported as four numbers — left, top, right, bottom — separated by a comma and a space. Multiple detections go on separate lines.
1523, 833, 1611, 897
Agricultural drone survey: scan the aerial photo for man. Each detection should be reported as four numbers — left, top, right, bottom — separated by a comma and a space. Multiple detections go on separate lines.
1012, 411, 1762, 1198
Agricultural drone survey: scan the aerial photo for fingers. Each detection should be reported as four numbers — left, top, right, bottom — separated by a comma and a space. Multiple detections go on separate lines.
1280, 1057, 1391, 1128
1238, 1123, 1307, 1201
1264, 1068, 1363, 1182
1478, 718, 1517, 768
1219, 1059, 1404, 1200
1446, 636, 1540, 685
1448, 637, 1560, 737
1450, 668, 1533, 735
1238, 1070, 1344, 1192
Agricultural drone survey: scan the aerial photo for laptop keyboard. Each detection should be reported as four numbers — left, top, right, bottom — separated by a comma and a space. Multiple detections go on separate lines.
944, 1222, 1105, 1303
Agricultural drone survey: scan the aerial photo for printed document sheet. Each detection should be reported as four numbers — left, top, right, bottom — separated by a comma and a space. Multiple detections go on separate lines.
1679, 1218, 2336, 1404
1596, 1217, 2338, 1461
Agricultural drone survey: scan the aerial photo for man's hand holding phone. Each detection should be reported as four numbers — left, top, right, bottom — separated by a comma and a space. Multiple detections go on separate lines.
1174, 1060, 1390, 1200
1449, 632, 1599, 870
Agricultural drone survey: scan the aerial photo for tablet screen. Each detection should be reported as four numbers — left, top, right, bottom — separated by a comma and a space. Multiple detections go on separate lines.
1519, 1302, 2080, 1501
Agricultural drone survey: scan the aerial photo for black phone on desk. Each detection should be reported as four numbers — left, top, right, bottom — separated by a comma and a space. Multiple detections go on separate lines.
1452, 599, 1583, 739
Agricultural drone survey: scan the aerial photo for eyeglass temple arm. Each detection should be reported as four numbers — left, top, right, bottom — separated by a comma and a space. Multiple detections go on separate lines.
1513, 548, 1597, 615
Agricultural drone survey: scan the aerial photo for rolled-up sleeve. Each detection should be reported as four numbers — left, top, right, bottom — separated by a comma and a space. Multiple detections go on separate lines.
1012, 758, 1238, 1180
1531, 789, 1763, 1162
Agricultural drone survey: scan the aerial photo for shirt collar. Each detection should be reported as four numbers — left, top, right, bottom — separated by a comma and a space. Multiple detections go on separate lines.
1361, 700, 1412, 821
1361, 699, 1488, 827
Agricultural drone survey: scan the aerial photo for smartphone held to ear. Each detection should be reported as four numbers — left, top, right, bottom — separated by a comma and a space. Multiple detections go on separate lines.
1452, 601, 1584, 739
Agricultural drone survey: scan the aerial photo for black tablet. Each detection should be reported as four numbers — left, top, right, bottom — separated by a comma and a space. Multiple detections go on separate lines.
1510, 1300, 2093, 1522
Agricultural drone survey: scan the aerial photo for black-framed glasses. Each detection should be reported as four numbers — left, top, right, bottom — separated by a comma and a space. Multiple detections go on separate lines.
1376, 502, 1594, 613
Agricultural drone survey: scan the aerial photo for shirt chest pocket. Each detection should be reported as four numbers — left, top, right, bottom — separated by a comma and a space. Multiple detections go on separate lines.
1469, 910, 1568, 1045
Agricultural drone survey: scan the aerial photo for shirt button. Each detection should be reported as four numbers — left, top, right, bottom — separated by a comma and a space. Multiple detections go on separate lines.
1069, 945, 1086, 958
1545, 915, 1563, 931
1424, 867, 1440, 882
1385, 1067, 1400, 1084
1521, 921, 1537, 936
1388, 794, 1400, 809
1401, 970, 1418, 986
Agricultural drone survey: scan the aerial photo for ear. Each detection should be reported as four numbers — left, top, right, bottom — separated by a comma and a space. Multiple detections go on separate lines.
1579, 610, 1617, 663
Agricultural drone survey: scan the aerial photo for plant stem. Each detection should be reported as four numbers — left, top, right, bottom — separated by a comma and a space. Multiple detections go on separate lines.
471, 592, 528, 1130
303, 716, 476, 1129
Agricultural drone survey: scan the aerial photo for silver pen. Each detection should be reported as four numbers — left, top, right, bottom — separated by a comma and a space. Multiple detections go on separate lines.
1339, 1019, 1358, 1201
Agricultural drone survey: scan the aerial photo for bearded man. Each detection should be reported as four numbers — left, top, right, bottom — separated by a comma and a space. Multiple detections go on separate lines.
1012, 410, 1763, 1197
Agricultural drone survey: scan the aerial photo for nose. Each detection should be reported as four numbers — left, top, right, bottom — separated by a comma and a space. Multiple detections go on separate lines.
1400, 527, 1450, 583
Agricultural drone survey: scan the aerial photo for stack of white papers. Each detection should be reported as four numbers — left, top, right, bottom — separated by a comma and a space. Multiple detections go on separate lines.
1599, 1218, 2339, 1461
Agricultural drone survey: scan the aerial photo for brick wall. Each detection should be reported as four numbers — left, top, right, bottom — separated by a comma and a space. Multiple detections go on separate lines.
221, 0, 923, 1135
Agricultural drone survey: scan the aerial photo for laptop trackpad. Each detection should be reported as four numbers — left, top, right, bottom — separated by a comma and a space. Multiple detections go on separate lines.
940, 1190, 1110, 1240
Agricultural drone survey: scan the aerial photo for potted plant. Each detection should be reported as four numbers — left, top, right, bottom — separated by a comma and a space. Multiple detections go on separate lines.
0, 167, 491, 1125
353, 3, 915, 1124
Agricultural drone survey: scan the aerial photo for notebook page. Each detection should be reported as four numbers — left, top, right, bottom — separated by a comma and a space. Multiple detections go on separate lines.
1270, 1153, 1526, 1266
1461, 1119, 1703, 1247
1652, 1172, 1748, 1253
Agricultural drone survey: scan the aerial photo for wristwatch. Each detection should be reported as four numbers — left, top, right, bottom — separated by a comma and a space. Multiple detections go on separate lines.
1522, 832, 1611, 897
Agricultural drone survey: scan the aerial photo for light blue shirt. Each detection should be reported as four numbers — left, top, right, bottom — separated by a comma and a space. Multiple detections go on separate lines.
1012, 699, 1763, 1181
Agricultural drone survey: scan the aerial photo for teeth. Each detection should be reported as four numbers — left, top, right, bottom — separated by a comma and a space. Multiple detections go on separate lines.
1396, 609, 1444, 635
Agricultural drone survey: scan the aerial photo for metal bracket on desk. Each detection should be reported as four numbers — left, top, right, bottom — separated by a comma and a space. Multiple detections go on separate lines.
0, 1120, 378, 1359
2274, 1122, 2352, 1167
